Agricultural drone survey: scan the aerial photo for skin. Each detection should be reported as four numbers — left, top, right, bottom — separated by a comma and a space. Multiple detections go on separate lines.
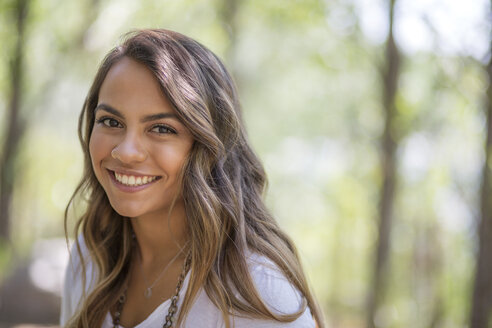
89, 57, 194, 326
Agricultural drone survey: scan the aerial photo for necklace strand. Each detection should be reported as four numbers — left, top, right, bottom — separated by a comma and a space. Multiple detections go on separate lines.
113, 253, 191, 328
139, 244, 187, 299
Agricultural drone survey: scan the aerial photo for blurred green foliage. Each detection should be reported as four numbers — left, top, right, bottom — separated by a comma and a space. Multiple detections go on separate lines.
0, 0, 489, 327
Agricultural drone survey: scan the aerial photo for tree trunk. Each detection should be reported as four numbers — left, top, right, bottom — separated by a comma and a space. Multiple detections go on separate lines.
470, 5, 492, 326
0, 0, 29, 242
365, 0, 401, 327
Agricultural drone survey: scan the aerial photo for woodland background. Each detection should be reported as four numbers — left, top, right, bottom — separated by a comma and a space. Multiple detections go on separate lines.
0, 0, 491, 327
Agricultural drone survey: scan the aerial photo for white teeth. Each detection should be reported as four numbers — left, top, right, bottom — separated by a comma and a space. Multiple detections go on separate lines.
113, 172, 157, 186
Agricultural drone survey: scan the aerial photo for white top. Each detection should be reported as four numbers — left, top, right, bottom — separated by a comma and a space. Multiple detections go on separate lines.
61, 238, 315, 328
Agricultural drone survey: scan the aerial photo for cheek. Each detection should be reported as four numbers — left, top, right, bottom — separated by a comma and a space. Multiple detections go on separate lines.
154, 143, 191, 177
89, 130, 112, 175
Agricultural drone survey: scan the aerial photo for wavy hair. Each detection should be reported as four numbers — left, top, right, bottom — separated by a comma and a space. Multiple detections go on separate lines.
65, 29, 324, 327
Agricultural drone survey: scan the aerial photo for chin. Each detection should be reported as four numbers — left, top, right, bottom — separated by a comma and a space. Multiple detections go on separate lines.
108, 200, 146, 218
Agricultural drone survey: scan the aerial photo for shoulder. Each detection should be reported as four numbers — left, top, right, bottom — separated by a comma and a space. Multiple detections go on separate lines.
247, 253, 301, 310
245, 253, 314, 324
184, 252, 316, 328
64, 235, 97, 288
60, 235, 97, 326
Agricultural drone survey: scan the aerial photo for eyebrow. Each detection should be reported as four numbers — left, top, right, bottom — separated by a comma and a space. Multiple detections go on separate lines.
95, 103, 178, 122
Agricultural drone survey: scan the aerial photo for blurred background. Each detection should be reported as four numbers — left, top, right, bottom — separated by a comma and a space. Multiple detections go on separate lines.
0, 0, 491, 327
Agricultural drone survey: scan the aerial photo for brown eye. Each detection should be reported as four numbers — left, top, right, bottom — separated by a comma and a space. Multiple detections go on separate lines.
97, 117, 122, 128
150, 124, 176, 135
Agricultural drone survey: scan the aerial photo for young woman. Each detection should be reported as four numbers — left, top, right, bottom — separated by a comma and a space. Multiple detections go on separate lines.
61, 29, 324, 328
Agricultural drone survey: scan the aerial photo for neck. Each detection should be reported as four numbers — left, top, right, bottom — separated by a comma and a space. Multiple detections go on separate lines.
130, 200, 189, 265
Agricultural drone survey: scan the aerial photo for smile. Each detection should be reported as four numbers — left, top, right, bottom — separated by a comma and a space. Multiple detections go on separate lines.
109, 170, 161, 187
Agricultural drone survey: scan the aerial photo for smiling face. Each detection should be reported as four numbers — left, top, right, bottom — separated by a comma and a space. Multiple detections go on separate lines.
89, 57, 194, 219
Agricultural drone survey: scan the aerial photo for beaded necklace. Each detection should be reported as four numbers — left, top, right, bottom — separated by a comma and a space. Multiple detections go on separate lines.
112, 254, 191, 328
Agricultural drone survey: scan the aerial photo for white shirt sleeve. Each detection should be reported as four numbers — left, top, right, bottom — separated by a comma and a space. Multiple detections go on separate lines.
182, 253, 316, 328
60, 236, 96, 326
226, 255, 316, 328
60, 249, 75, 326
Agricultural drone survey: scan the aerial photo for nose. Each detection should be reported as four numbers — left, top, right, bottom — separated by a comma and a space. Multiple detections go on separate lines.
111, 133, 147, 164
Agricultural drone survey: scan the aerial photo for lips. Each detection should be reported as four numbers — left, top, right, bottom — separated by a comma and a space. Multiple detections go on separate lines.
107, 169, 161, 187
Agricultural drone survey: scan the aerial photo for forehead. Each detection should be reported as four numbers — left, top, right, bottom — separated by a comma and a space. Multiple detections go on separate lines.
98, 57, 174, 115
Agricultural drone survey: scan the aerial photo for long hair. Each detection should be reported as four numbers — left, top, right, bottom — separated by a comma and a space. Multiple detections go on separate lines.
65, 29, 324, 327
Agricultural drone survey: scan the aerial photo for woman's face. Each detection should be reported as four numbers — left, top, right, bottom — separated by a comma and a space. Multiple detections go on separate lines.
89, 57, 194, 218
